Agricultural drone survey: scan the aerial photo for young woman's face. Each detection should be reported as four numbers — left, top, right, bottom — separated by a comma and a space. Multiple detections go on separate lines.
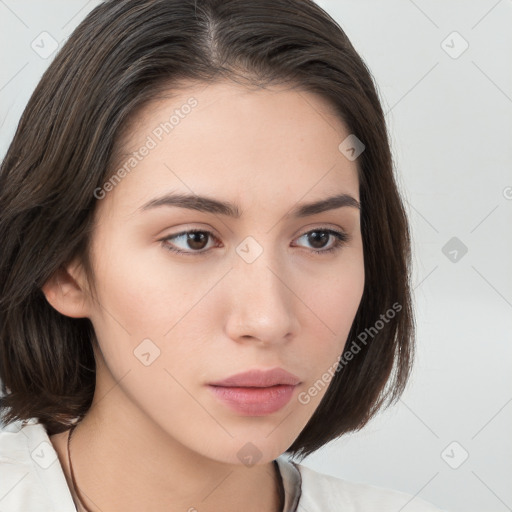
80, 80, 364, 464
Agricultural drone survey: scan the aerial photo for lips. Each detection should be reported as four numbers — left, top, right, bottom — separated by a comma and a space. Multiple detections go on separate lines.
207, 368, 301, 416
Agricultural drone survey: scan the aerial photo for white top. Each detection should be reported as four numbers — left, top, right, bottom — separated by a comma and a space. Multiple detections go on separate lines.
0, 417, 445, 511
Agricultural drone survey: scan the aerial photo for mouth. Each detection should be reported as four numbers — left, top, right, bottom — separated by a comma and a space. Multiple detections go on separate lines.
207, 367, 301, 415
207, 384, 298, 416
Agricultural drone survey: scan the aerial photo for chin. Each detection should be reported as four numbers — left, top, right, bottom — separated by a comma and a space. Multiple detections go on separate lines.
196, 433, 292, 467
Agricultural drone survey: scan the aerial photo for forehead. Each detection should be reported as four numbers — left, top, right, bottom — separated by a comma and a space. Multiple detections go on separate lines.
103, 80, 359, 216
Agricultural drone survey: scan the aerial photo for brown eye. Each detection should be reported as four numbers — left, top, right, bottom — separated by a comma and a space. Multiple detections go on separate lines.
294, 228, 349, 254
162, 230, 218, 255
306, 231, 330, 249
184, 232, 209, 250
161, 227, 349, 257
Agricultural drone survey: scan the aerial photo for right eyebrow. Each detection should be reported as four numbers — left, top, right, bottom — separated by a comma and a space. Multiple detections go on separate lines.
139, 193, 242, 217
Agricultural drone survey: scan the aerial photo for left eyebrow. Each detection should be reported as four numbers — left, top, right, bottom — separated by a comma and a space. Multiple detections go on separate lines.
287, 193, 360, 218
138, 192, 360, 218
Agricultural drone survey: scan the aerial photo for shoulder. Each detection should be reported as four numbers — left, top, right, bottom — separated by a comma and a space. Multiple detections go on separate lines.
0, 417, 76, 512
287, 458, 446, 512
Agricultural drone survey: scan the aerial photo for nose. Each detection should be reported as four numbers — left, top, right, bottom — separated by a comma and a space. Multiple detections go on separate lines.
223, 246, 300, 346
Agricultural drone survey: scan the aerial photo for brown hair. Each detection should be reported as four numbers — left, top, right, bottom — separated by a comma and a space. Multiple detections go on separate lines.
0, 0, 414, 460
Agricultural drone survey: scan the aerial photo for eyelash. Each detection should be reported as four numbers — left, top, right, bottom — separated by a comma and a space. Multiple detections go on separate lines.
160, 227, 349, 257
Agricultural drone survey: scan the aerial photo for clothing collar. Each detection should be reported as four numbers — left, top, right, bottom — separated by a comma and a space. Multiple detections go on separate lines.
274, 455, 302, 512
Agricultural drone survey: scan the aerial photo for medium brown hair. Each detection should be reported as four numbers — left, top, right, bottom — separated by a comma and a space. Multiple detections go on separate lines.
0, 0, 414, 459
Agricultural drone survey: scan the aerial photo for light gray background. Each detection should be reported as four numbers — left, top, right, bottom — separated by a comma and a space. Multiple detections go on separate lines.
1, 2, 511, 511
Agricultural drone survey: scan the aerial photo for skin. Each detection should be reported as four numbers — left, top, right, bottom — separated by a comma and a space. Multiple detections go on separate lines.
44, 80, 364, 512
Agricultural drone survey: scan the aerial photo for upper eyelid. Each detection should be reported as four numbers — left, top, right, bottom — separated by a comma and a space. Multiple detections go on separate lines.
163, 222, 348, 237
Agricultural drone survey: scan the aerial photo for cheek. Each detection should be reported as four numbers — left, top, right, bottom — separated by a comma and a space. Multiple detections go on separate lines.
304, 250, 365, 333
88, 243, 223, 374
297, 252, 365, 376
320, 269, 363, 321
91, 234, 196, 330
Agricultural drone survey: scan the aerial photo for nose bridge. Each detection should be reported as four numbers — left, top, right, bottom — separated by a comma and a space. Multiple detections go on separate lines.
224, 237, 298, 343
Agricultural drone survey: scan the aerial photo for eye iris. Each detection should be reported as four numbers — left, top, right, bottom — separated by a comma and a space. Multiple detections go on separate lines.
187, 232, 208, 250
308, 231, 329, 249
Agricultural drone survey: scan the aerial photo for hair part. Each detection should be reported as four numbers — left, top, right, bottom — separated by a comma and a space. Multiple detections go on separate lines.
0, 0, 414, 460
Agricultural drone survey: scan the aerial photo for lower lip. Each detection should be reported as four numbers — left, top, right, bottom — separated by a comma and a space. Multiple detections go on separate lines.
208, 384, 297, 415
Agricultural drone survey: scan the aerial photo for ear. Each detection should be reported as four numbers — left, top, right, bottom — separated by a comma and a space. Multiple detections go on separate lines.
41, 258, 92, 318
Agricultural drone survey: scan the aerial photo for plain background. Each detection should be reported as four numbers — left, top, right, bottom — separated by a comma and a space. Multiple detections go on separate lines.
0, 1, 511, 511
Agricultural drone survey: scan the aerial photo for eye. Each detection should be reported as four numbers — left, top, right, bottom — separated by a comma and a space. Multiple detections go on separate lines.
293, 228, 349, 255
160, 227, 349, 256
161, 229, 220, 256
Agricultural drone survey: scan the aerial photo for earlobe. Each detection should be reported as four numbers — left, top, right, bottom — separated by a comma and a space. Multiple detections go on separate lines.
41, 261, 91, 319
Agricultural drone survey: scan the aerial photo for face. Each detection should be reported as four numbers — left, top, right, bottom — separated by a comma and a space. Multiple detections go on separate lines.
70, 80, 364, 465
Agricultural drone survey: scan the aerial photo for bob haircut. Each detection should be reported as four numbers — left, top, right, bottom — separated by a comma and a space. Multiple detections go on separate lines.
0, 0, 414, 459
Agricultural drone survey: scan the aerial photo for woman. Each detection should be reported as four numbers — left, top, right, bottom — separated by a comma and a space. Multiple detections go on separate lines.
0, 0, 445, 510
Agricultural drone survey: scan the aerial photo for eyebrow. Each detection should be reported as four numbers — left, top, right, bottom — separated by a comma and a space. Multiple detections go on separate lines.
139, 192, 360, 218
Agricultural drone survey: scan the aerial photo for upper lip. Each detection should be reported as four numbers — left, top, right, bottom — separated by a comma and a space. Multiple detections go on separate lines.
209, 368, 301, 387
